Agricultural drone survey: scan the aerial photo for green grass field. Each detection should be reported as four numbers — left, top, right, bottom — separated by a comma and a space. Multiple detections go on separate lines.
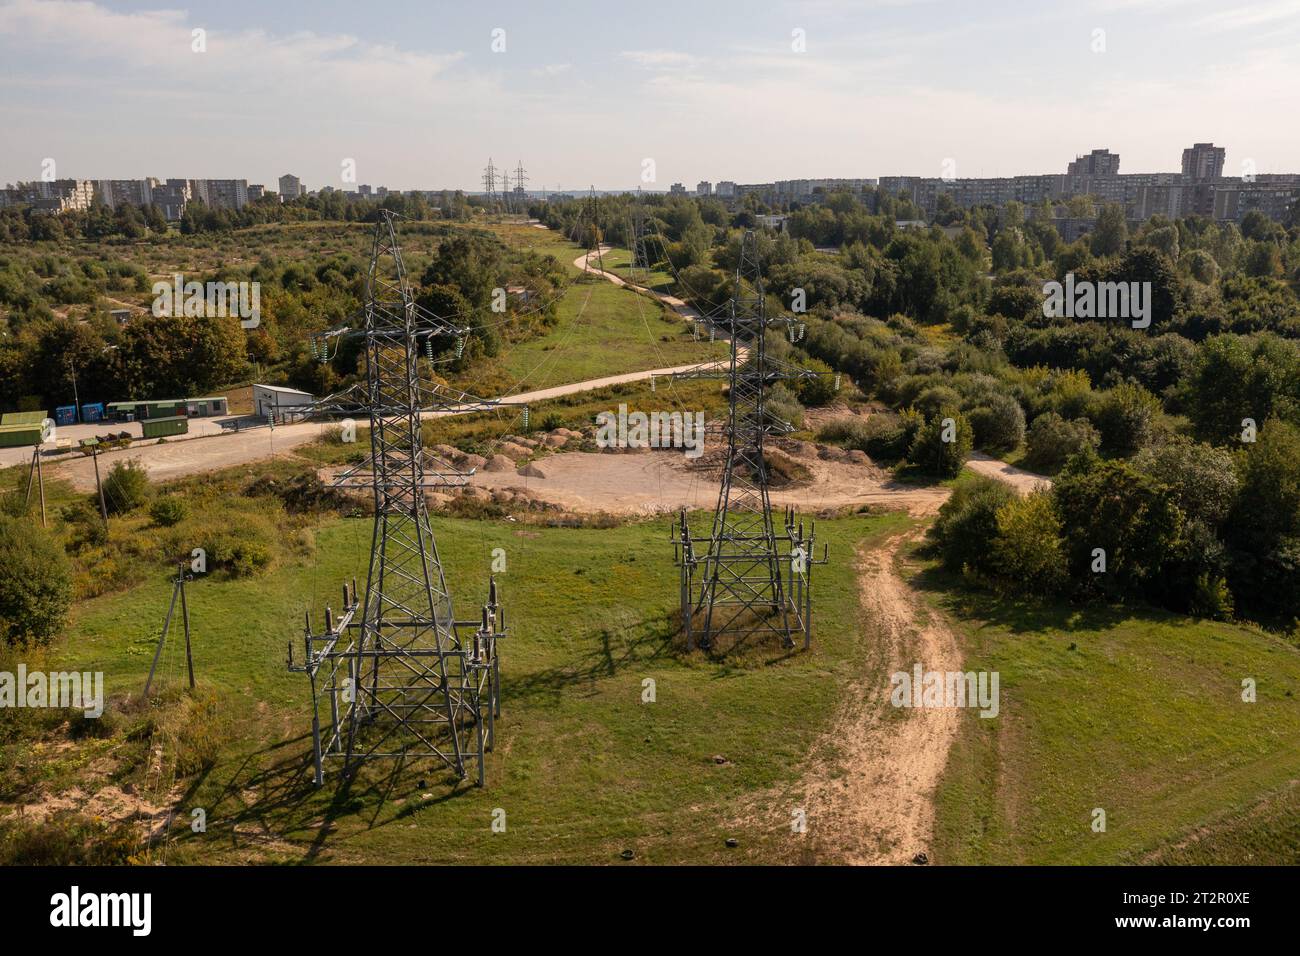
920, 544, 1300, 865
51, 507, 904, 864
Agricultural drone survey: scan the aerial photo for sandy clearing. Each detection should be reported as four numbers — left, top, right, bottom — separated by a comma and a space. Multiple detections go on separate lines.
468, 448, 951, 517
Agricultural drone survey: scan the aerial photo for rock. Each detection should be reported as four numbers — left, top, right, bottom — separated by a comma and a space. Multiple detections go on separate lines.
517, 462, 547, 479
460, 453, 487, 471
430, 444, 460, 461
497, 441, 533, 460
554, 428, 582, 439
543, 434, 569, 448
847, 450, 871, 465
484, 454, 515, 472
912, 852, 929, 865
425, 492, 451, 508
490, 489, 514, 504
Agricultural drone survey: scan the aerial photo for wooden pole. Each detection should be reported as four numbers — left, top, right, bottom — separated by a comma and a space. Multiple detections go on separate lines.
144, 576, 181, 698
35, 449, 46, 529
91, 444, 108, 530
179, 565, 195, 691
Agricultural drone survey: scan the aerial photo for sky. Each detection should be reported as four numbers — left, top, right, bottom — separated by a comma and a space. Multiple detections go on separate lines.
1, 0, 1298, 192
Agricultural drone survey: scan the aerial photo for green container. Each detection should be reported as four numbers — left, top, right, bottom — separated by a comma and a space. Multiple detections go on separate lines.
140, 415, 189, 439
0, 423, 48, 447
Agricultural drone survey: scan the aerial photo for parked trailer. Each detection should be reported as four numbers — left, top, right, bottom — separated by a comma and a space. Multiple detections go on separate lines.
140, 416, 189, 439
81, 403, 105, 423
55, 405, 77, 426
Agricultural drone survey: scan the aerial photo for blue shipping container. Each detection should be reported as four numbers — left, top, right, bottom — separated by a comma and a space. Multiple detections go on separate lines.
55, 405, 77, 426
81, 403, 104, 423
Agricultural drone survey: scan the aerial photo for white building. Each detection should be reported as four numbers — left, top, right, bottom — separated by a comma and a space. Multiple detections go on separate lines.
252, 384, 315, 420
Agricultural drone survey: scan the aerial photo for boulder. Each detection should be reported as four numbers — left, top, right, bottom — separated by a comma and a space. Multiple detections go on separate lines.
484, 454, 515, 472
517, 462, 547, 479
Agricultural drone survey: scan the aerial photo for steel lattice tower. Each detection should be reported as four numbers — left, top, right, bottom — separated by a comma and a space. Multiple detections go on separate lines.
672, 230, 827, 652
482, 158, 499, 212
289, 211, 506, 786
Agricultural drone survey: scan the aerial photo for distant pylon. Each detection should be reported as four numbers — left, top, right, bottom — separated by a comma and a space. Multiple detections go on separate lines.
670, 230, 829, 652
513, 160, 527, 214
482, 158, 499, 212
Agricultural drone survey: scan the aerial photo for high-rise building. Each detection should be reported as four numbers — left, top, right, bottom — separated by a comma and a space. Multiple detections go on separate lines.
95, 178, 160, 208
669, 182, 687, 195
1067, 149, 1120, 176
715, 181, 737, 198
1182, 142, 1225, 181
696, 180, 712, 196
278, 173, 304, 201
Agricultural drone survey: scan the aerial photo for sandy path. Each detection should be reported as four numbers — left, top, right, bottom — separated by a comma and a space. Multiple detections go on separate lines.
795, 525, 963, 864
966, 452, 1052, 494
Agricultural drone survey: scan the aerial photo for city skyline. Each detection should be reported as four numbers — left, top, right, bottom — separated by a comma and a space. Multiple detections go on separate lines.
2, 0, 1299, 191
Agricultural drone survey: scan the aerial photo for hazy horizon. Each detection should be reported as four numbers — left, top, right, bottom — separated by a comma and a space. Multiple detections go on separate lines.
3, 0, 1298, 192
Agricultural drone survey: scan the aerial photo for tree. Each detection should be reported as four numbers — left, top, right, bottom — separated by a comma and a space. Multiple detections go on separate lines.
1224, 419, 1300, 623
101, 460, 151, 515
1090, 204, 1128, 257
0, 516, 72, 646
1186, 334, 1300, 441
907, 406, 972, 478
968, 394, 1026, 452
992, 490, 1066, 593
928, 475, 1015, 575
1052, 456, 1183, 599
1022, 413, 1101, 474
1093, 381, 1161, 456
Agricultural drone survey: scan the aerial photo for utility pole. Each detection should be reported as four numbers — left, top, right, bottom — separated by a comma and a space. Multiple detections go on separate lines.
144, 563, 195, 698
90, 442, 109, 529
24, 447, 47, 528
66, 354, 81, 424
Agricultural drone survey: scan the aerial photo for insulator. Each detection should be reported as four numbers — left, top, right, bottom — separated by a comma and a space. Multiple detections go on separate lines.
455, 336, 466, 358
521, 406, 530, 430
833, 373, 842, 391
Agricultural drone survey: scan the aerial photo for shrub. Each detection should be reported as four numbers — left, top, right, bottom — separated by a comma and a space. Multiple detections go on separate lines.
100, 459, 151, 515
862, 409, 924, 462
907, 406, 972, 478
795, 357, 839, 407
928, 475, 1015, 575
0, 515, 72, 646
149, 496, 188, 527
968, 394, 1026, 452
992, 490, 1066, 593
1022, 413, 1101, 474
1092, 382, 1161, 456
1133, 438, 1238, 528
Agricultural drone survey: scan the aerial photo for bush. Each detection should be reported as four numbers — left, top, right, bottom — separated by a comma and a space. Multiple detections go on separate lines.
928, 475, 1015, 575
149, 496, 188, 527
100, 459, 151, 515
795, 357, 839, 406
0, 515, 72, 646
1093, 382, 1161, 456
1133, 438, 1238, 528
862, 409, 924, 462
1022, 413, 1101, 474
968, 394, 1026, 453
907, 407, 972, 478
992, 490, 1066, 593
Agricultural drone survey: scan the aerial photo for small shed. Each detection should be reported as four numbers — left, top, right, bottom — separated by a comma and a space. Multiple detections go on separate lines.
184, 396, 228, 418
55, 405, 77, 426
252, 384, 315, 420
81, 402, 105, 423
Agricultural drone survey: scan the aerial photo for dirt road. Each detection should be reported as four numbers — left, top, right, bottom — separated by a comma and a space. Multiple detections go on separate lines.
794, 526, 963, 864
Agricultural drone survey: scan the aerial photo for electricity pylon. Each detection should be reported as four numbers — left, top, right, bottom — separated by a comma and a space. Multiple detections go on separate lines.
671, 230, 828, 652
482, 158, 500, 213
288, 211, 507, 786
512, 160, 528, 214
